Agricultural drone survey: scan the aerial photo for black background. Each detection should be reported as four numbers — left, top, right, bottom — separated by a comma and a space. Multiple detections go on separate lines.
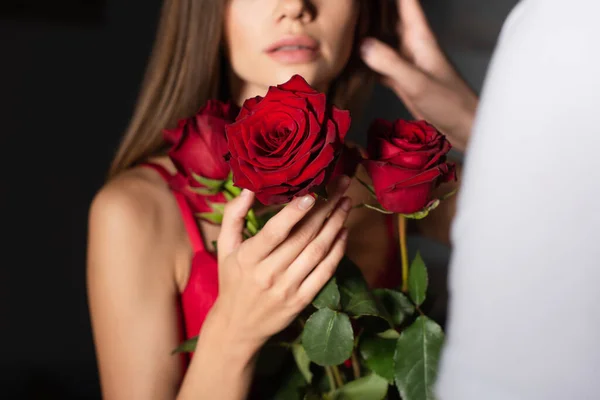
0, 1, 517, 398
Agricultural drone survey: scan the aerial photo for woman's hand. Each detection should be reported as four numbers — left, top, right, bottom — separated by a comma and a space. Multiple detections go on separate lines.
360, 0, 478, 152
210, 176, 352, 353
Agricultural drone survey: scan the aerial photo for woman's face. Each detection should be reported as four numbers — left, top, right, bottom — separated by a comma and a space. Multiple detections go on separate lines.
224, 0, 360, 103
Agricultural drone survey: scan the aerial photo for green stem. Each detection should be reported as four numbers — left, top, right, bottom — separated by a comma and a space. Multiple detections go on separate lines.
399, 214, 409, 293
325, 366, 337, 392
332, 365, 344, 387
246, 218, 259, 236
223, 180, 242, 197
351, 351, 360, 379
355, 203, 393, 214
223, 183, 261, 237
247, 208, 260, 234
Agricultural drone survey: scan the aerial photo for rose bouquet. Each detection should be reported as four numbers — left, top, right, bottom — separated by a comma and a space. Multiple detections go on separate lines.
166, 75, 456, 400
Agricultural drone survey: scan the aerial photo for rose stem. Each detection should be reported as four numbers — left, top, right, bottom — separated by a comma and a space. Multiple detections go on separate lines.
325, 366, 337, 392
332, 365, 344, 387
351, 351, 360, 379
399, 214, 409, 293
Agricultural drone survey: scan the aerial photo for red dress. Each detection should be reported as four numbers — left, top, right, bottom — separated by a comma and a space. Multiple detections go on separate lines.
143, 162, 401, 369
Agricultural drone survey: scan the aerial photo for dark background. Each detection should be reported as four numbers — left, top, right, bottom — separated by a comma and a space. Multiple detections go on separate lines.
0, 1, 518, 398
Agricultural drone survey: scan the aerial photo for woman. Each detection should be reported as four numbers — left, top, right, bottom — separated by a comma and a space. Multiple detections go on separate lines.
87, 0, 477, 398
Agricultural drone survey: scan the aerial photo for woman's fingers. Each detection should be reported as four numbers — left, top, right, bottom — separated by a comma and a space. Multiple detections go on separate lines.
237, 193, 317, 265
296, 229, 348, 304
397, 0, 436, 42
361, 38, 428, 99
262, 176, 351, 272
217, 189, 255, 262
282, 197, 351, 289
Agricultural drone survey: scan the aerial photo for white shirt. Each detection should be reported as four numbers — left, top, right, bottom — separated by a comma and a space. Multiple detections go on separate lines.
436, 0, 600, 399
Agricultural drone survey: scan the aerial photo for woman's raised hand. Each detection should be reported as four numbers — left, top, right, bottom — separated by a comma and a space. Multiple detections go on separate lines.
360, 0, 478, 152
211, 175, 352, 352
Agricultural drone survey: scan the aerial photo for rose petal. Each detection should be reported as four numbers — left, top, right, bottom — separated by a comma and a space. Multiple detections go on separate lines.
378, 182, 433, 214
288, 144, 334, 186
330, 107, 351, 142
364, 161, 454, 213
301, 92, 327, 124
237, 96, 263, 121
256, 151, 313, 186
387, 148, 442, 169
168, 116, 230, 180
277, 74, 318, 94
421, 140, 452, 170
367, 119, 394, 158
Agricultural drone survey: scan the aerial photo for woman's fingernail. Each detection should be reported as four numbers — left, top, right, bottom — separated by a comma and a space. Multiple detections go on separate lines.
360, 38, 375, 59
298, 195, 316, 210
340, 197, 352, 212
339, 228, 349, 240
241, 189, 251, 197
340, 175, 351, 188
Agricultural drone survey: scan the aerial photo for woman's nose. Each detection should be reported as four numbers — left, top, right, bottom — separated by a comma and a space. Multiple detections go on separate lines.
275, 0, 314, 23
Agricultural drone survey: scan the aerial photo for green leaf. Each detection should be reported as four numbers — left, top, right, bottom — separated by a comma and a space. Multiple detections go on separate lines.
292, 344, 313, 384
224, 180, 242, 197
210, 202, 225, 213
191, 172, 225, 190
394, 316, 444, 400
401, 199, 440, 220
304, 388, 326, 400
188, 186, 218, 196
313, 278, 341, 310
377, 329, 400, 340
331, 374, 389, 400
171, 336, 198, 354
223, 190, 235, 201
373, 289, 415, 326
359, 335, 396, 382
196, 211, 224, 224
408, 252, 428, 307
336, 257, 387, 320
270, 368, 307, 400
302, 308, 354, 366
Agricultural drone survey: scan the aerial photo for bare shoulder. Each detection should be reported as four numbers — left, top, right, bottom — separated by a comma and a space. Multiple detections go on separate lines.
90, 168, 180, 238
87, 166, 186, 283
90, 167, 173, 227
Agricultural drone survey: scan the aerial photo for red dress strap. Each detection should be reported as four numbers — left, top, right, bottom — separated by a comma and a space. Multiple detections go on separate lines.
140, 162, 220, 368
140, 162, 206, 253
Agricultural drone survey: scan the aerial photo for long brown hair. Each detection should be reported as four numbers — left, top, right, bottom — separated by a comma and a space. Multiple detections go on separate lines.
108, 0, 397, 179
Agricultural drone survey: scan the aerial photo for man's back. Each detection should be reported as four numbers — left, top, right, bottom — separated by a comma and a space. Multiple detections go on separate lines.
437, 1, 600, 399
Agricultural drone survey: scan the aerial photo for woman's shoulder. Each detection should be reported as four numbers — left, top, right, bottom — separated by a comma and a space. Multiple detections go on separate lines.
91, 164, 173, 223
88, 161, 185, 265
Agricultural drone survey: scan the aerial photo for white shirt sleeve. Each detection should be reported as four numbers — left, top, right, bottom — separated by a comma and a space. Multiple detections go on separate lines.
436, 1, 600, 399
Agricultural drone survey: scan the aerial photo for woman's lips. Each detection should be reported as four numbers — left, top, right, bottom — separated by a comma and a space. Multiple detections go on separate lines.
265, 35, 320, 64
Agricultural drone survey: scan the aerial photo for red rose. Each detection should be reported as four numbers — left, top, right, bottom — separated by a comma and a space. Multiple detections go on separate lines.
364, 119, 456, 214
164, 99, 239, 215
225, 75, 351, 205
